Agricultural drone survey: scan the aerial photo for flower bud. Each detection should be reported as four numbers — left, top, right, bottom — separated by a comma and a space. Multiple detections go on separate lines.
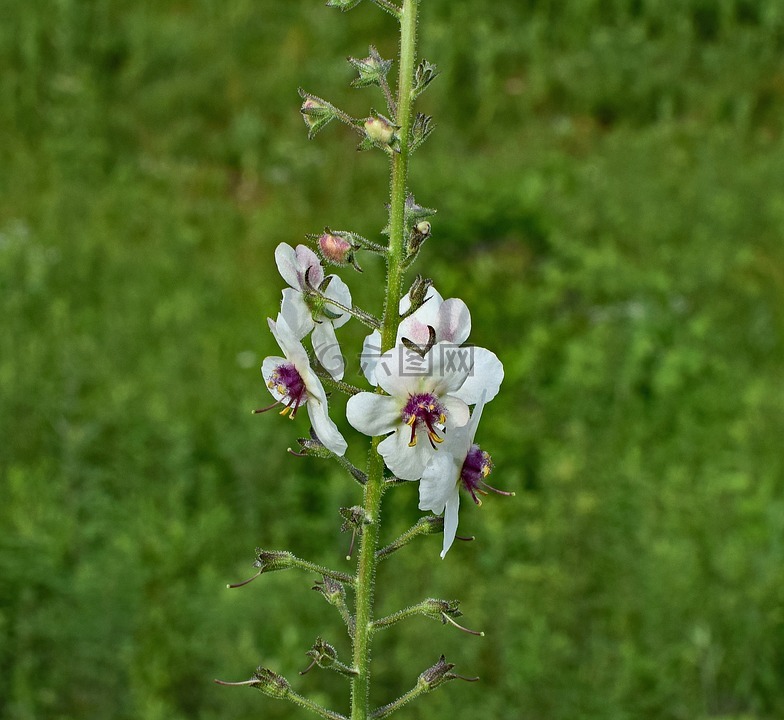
319, 231, 353, 265
349, 46, 393, 88
364, 115, 396, 145
298, 89, 337, 139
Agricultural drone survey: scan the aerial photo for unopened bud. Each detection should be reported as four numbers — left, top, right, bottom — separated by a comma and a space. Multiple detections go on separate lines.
319, 231, 353, 265
364, 115, 396, 145
298, 89, 337, 139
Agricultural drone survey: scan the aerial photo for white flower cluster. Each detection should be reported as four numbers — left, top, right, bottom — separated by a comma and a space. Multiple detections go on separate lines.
259, 244, 507, 557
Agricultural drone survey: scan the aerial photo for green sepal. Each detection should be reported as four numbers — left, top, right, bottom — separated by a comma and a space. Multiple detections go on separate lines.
349, 45, 393, 89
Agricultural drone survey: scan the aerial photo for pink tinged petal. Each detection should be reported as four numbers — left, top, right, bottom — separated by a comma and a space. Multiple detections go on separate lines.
280, 288, 313, 339
261, 356, 287, 400
312, 322, 344, 381
323, 275, 352, 328
345, 393, 399, 437
274, 243, 302, 289
360, 330, 381, 386
453, 347, 504, 405
307, 398, 347, 456
435, 298, 471, 345
441, 395, 470, 430
295, 244, 323, 288
378, 428, 435, 481
396, 315, 433, 348
441, 491, 460, 558
419, 452, 459, 514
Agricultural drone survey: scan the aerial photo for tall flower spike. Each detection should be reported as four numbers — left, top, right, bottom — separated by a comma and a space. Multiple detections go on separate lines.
275, 242, 352, 381
419, 393, 513, 558
258, 315, 347, 456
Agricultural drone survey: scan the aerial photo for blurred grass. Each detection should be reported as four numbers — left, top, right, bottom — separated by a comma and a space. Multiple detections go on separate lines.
1, 1, 783, 719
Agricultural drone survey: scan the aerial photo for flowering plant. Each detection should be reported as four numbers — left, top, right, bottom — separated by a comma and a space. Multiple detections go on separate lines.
217, 2, 512, 718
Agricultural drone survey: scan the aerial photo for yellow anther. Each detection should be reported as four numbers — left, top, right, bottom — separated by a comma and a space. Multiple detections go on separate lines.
482, 465, 490, 477
406, 414, 417, 426
428, 430, 444, 444
279, 406, 291, 417
267, 380, 274, 389
439, 413, 446, 425
408, 434, 418, 448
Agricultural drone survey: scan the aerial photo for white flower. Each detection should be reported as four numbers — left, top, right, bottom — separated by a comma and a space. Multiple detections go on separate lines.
346, 335, 503, 480
259, 315, 347, 456
275, 242, 352, 381
360, 286, 503, 404
418, 395, 512, 558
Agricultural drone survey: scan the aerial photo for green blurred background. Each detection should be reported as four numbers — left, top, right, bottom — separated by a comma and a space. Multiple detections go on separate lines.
2, 0, 784, 718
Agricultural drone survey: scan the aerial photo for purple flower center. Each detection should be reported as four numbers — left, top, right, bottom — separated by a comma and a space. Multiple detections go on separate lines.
401, 392, 447, 449
460, 444, 498, 505
268, 362, 308, 418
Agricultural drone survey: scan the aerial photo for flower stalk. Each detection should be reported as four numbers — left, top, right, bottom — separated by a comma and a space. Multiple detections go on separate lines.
349, 4, 419, 719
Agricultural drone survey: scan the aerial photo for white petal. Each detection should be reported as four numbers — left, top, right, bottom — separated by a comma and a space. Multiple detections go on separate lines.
307, 397, 347, 456
360, 330, 381, 386
378, 428, 435, 481
429, 341, 472, 395
270, 315, 310, 369
435, 298, 471, 345
261, 356, 287, 400
312, 322, 344, 381
280, 288, 313, 339
442, 395, 470, 430
274, 243, 300, 289
419, 452, 459, 514
373, 346, 422, 398
346, 393, 399, 437
323, 275, 352, 328
453, 347, 504, 405
441, 492, 460, 558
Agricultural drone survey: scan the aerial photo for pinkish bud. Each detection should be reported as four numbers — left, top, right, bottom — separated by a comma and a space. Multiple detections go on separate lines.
364, 116, 395, 145
319, 232, 353, 265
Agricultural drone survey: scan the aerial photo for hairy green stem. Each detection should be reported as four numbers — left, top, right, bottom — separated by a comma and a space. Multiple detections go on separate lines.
350, 3, 419, 720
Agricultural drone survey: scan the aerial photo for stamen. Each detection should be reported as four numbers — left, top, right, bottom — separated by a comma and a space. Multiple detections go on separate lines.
480, 480, 515, 497
253, 399, 282, 414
